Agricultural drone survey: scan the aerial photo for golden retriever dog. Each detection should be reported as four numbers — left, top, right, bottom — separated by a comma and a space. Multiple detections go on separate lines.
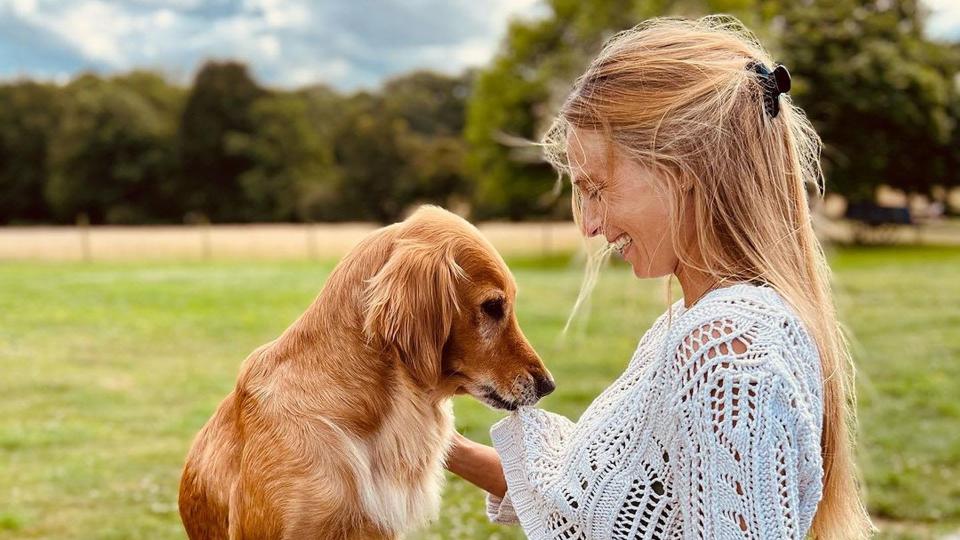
179, 205, 554, 540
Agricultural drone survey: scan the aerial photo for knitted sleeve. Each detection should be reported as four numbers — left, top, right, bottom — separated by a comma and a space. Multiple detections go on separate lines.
671, 318, 823, 539
486, 408, 578, 525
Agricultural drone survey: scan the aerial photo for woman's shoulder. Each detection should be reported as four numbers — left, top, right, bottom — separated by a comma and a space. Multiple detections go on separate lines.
669, 282, 805, 337
662, 281, 825, 436
664, 281, 821, 374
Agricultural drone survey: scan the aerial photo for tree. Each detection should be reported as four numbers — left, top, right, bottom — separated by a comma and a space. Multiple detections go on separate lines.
0, 82, 61, 224
227, 93, 339, 221
381, 71, 472, 213
776, 0, 960, 200
177, 61, 265, 222
331, 71, 472, 223
332, 93, 416, 223
112, 71, 187, 219
381, 70, 472, 136
464, 11, 570, 220
45, 74, 179, 224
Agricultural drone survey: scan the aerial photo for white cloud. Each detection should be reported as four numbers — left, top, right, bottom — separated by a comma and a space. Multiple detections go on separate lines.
154, 9, 177, 29
0, 0, 547, 88
255, 35, 280, 60
50, 1, 130, 66
10, 0, 38, 16
246, 0, 310, 29
4, 0, 956, 90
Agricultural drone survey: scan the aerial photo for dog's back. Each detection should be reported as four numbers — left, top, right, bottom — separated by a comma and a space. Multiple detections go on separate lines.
179, 391, 241, 540
177, 233, 420, 539
179, 344, 416, 540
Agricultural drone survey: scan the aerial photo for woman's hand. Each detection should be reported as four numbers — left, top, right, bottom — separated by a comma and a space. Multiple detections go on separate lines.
445, 432, 508, 498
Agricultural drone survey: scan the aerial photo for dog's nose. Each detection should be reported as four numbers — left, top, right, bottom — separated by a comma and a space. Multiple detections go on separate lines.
534, 374, 556, 398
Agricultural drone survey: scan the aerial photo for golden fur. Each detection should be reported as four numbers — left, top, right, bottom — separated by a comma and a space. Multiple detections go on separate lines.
179, 206, 553, 539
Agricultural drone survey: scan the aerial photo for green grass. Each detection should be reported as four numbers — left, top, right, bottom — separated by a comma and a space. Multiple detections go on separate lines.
1, 246, 958, 539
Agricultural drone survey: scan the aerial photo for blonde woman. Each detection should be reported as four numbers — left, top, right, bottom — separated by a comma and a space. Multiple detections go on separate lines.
445, 15, 874, 540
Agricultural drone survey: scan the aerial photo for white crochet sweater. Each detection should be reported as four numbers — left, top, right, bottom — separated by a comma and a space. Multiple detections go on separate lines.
487, 283, 824, 539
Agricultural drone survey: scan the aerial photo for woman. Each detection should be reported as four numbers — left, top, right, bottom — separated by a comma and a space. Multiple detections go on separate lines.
444, 15, 873, 540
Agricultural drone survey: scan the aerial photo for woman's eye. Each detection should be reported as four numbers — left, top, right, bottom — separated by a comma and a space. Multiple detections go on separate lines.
481, 298, 505, 320
583, 185, 602, 200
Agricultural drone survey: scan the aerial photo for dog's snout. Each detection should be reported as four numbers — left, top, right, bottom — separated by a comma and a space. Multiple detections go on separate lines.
534, 374, 556, 398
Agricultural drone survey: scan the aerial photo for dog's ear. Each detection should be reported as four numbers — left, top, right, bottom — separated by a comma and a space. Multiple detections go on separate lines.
363, 240, 463, 387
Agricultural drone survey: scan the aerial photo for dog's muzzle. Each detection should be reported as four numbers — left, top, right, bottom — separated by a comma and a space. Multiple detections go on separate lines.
477, 372, 556, 411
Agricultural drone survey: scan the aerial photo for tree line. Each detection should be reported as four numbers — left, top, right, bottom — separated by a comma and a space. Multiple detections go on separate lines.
1, 0, 958, 225
0, 65, 475, 225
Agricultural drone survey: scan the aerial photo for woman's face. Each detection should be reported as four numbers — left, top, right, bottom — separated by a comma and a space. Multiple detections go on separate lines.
566, 127, 685, 278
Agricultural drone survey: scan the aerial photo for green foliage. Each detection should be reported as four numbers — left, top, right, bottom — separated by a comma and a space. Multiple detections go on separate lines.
0, 65, 474, 224
381, 70, 471, 136
227, 93, 338, 221
776, 0, 960, 201
176, 61, 266, 222
0, 82, 61, 224
332, 71, 472, 223
464, 11, 568, 220
45, 73, 181, 224
332, 92, 419, 222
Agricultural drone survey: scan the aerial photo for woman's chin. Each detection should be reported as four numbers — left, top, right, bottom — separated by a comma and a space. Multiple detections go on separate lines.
625, 251, 657, 278
630, 261, 652, 278
622, 244, 644, 276
623, 243, 670, 278
625, 253, 645, 277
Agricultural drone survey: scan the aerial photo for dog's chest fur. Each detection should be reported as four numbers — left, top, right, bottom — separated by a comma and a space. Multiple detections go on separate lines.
350, 395, 455, 535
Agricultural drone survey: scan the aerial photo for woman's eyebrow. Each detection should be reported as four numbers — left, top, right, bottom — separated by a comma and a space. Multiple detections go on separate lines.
571, 172, 593, 187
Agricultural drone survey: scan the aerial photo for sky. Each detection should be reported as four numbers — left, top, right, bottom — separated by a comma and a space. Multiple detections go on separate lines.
0, 0, 957, 91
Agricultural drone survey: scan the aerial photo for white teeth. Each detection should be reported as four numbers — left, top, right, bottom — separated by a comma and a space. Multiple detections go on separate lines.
611, 234, 632, 256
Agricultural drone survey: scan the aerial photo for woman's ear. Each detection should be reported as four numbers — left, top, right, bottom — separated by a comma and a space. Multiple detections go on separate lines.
362, 240, 463, 387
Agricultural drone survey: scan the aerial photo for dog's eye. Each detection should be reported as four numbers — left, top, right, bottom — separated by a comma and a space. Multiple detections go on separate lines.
481, 298, 505, 320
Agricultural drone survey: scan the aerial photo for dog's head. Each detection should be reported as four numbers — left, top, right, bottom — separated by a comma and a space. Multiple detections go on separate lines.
362, 206, 554, 410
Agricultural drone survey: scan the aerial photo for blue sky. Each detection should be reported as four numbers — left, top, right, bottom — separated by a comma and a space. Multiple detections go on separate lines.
0, 0, 957, 90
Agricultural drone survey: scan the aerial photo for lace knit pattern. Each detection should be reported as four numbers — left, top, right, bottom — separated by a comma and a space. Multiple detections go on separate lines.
487, 283, 824, 540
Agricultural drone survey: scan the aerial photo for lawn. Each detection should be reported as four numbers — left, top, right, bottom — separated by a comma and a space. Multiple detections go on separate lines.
1, 245, 958, 539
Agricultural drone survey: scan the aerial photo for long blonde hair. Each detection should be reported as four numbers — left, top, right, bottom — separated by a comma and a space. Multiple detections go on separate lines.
543, 15, 872, 539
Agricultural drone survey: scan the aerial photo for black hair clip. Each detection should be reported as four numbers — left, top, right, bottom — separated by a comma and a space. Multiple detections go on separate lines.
746, 61, 791, 118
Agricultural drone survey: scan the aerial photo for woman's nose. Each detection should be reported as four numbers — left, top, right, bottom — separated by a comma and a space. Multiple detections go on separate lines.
580, 203, 603, 238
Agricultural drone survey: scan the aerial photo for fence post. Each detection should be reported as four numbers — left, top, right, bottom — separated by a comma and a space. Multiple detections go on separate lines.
541, 221, 553, 257
306, 223, 318, 260
77, 213, 91, 262
201, 219, 212, 261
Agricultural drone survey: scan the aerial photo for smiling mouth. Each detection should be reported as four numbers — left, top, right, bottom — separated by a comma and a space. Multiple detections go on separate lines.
610, 234, 633, 257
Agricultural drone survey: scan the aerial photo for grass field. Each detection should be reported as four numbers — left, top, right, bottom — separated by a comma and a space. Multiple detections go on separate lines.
1, 245, 958, 539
